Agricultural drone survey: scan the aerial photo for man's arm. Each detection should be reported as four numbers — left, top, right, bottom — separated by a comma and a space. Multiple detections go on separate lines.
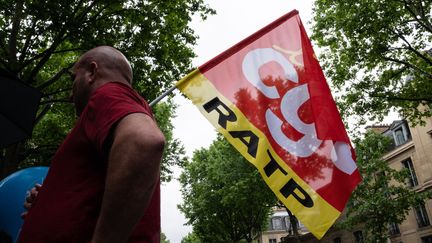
91, 113, 165, 243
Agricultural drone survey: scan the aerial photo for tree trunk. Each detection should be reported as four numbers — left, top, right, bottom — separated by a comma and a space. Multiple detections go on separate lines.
0, 143, 22, 180
245, 233, 252, 243
287, 210, 299, 237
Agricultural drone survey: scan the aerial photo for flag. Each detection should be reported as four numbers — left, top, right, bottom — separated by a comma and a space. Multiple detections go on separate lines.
177, 9, 361, 239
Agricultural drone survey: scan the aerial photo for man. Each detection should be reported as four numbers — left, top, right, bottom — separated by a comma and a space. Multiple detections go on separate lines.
18, 46, 165, 243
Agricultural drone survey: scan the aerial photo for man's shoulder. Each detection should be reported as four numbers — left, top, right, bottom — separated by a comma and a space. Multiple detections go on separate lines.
94, 81, 135, 97
86, 81, 152, 118
91, 82, 148, 105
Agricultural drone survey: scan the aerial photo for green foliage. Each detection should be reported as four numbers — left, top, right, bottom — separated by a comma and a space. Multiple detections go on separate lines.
179, 136, 277, 243
181, 232, 203, 243
0, 0, 215, 179
21, 102, 76, 168
311, 0, 432, 125
340, 131, 431, 242
152, 99, 187, 182
161, 232, 170, 243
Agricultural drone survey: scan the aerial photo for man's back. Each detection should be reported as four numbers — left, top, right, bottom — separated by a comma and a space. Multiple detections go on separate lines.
18, 82, 160, 242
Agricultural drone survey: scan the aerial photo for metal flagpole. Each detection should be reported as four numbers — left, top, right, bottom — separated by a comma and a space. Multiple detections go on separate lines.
149, 84, 177, 107
148, 69, 199, 107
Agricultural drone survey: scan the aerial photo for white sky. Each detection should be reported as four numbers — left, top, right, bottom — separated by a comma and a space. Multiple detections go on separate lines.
160, 1, 315, 242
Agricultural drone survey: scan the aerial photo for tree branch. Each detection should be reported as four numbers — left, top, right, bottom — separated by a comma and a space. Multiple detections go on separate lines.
0, 32, 8, 58
20, 3, 119, 75
19, 18, 38, 63
392, 29, 432, 66
17, 2, 86, 73
40, 98, 71, 105
19, 46, 80, 72
382, 56, 432, 80
388, 46, 411, 52
27, 33, 68, 83
402, 0, 432, 33
52, 48, 85, 54
74, 0, 98, 20
22, 144, 59, 162
369, 93, 432, 103
79, 5, 117, 27
387, 66, 408, 80
42, 88, 72, 97
8, 0, 24, 65
18, 1, 95, 74
19, 40, 59, 72
34, 104, 53, 125
37, 64, 74, 90
0, 59, 11, 70
418, 1, 432, 31
71, 1, 102, 30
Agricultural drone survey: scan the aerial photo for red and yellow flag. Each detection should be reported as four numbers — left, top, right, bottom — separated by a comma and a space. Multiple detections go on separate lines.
177, 10, 361, 239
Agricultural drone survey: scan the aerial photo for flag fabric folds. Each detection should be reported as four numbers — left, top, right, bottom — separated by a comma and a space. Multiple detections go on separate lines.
176, 10, 362, 239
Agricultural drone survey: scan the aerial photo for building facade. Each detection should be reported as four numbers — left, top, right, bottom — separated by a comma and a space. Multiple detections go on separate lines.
381, 119, 432, 243
254, 207, 309, 243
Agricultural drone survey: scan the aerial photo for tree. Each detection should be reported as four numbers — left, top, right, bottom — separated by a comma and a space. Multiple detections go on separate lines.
161, 232, 170, 243
152, 100, 188, 182
311, 1, 432, 125
181, 232, 203, 243
340, 130, 431, 242
0, 0, 215, 180
179, 136, 277, 243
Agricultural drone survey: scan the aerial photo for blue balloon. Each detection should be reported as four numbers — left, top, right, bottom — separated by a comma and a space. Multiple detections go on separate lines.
0, 167, 49, 243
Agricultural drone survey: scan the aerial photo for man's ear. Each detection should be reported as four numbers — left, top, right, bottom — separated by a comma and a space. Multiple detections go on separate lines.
88, 61, 98, 84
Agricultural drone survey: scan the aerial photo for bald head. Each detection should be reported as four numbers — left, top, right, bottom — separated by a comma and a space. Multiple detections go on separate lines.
71, 46, 134, 116
76, 46, 133, 84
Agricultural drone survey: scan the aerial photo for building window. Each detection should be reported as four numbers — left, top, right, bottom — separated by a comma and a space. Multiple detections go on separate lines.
333, 237, 342, 243
269, 239, 277, 243
389, 222, 400, 235
392, 122, 410, 146
415, 204, 430, 227
284, 216, 290, 229
394, 127, 406, 145
353, 230, 363, 243
271, 217, 284, 230
402, 158, 418, 187
422, 235, 432, 243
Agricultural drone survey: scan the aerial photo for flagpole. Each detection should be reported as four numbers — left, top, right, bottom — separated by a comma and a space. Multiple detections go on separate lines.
149, 84, 177, 107
148, 69, 200, 107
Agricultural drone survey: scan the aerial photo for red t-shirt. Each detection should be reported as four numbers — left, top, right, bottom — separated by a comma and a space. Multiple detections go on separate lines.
18, 82, 160, 243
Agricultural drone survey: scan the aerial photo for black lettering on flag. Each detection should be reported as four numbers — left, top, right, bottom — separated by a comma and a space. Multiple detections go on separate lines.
229, 130, 259, 158
203, 97, 237, 129
263, 150, 288, 177
280, 179, 314, 208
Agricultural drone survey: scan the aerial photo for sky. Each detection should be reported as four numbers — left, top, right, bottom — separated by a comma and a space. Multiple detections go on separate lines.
160, 1, 315, 242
